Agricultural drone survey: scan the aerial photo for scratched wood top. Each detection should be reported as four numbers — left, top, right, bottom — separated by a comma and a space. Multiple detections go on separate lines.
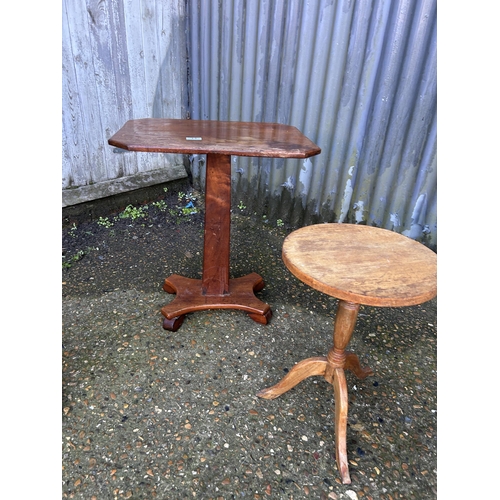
108, 118, 321, 158
282, 224, 437, 307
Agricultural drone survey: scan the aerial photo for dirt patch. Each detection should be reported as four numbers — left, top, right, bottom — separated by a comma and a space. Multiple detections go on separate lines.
62, 183, 206, 299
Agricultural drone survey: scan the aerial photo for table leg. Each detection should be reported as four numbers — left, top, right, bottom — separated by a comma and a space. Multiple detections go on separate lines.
201, 152, 231, 296
324, 300, 360, 484
332, 367, 350, 483
257, 299, 372, 484
161, 153, 272, 331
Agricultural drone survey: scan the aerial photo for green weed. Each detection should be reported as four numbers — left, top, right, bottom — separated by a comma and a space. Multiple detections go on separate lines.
97, 216, 114, 228
62, 247, 98, 269
152, 200, 168, 211
119, 204, 148, 220
62, 249, 85, 269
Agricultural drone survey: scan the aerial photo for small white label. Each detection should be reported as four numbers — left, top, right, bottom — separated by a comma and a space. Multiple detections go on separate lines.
186, 136, 202, 140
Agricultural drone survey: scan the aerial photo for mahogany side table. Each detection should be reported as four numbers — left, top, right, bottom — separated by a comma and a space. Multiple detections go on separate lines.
108, 118, 320, 331
256, 223, 437, 484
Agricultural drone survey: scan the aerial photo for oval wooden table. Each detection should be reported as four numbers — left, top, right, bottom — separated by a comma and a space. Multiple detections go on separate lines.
256, 223, 437, 484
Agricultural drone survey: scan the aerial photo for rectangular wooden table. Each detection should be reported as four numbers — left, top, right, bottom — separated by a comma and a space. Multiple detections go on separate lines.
108, 118, 320, 331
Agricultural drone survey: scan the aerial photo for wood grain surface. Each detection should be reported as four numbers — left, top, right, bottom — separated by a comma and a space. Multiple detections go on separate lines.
108, 118, 321, 158
282, 224, 437, 307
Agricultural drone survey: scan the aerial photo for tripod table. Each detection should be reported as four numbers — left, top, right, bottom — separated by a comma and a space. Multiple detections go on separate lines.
257, 223, 437, 484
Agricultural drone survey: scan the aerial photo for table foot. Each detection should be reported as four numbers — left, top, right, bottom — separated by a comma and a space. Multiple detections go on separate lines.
248, 309, 273, 325
162, 315, 185, 332
256, 357, 328, 399
344, 351, 374, 379
161, 272, 271, 327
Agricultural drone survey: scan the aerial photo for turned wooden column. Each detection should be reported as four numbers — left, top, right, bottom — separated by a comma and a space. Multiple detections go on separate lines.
324, 300, 360, 383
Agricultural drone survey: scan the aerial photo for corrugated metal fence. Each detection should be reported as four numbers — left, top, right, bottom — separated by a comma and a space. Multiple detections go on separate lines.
187, 0, 437, 248
62, 0, 437, 249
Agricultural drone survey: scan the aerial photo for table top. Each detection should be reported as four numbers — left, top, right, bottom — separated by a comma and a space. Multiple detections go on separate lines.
108, 118, 321, 158
282, 224, 437, 307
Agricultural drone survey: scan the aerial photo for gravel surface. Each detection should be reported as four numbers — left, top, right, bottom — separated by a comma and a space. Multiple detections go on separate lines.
62, 184, 437, 499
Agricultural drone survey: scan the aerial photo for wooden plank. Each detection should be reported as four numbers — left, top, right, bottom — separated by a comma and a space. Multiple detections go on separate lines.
63, 0, 106, 186
153, 1, 186, 170
105, 0, 136, 177
85, 0, 131, 180
122, 0, 155, 174
62, 164, 187, 207
62, 0, 87, 188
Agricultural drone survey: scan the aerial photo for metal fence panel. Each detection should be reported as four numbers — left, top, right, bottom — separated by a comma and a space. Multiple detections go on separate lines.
186, 0, 437, 248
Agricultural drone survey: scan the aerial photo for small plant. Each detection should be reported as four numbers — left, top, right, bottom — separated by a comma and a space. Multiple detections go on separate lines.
181, 207, 198, 216
177, 192, 186, 201
119, 204, 148, 220
97, 216, 113, 228
238, 201, 246, 210
276, 219, 284, 227
163, 187, 168, 193
152, 200, 167, 211
68, 223, 77, 237
62, 249, 85, 269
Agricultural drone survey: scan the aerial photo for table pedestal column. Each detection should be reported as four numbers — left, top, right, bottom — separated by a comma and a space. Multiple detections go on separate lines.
256, 300, 373, 484
161, 153, 272, 331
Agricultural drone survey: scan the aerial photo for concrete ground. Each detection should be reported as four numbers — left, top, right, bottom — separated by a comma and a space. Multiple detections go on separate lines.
62, 184, 437, 499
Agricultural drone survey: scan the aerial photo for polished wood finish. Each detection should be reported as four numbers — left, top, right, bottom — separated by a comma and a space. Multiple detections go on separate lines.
161, 273, 271, 326
257, 223, 437, 484
108, 119, 320, 330
108, 118, 321, 158
202, 153, 231, 295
